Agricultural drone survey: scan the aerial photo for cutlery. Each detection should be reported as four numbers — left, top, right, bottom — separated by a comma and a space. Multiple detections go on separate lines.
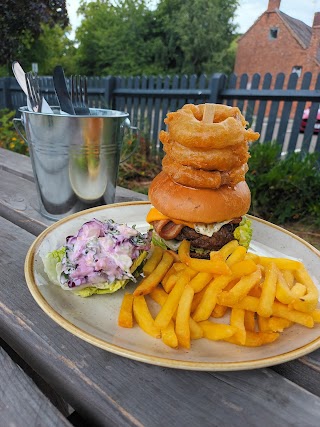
25, 72, 43, 112
12, 61, 52, 113
53, 65, 75, 115
71, 75, 90, 115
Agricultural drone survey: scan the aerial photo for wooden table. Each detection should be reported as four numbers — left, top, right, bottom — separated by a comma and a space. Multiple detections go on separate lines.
1, 147, 320, 426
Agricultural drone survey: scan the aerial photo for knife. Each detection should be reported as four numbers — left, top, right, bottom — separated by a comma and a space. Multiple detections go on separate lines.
53, 65, 75, 115
12, 61, 53, 113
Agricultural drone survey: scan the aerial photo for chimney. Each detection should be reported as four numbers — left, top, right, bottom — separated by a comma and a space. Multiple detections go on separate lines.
310, 12, 320, 60
267, 0, 281, 11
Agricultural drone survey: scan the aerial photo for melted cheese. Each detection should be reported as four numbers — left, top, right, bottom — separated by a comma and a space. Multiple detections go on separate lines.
146, 207, 231, 237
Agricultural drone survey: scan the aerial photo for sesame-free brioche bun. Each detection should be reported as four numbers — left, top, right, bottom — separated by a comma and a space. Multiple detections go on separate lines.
148, 171, 251, 223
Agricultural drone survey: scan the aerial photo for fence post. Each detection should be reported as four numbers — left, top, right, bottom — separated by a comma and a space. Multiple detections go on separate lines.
209, 73, 227, 103
103, 76, 116, 108
2, 77, 13, 110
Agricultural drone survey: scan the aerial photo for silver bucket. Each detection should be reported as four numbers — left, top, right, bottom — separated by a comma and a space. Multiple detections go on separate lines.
14, 107, 138, 220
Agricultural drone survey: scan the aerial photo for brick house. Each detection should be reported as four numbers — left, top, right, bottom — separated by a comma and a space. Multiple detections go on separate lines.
234, 0, 320, 85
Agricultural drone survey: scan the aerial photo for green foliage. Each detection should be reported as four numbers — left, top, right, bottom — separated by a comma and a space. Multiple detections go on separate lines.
0, 109, 29, 155
0, 0, 69, 65
75, 0, 239, 76
247, 141, 320, 225
18, 24, 77, 75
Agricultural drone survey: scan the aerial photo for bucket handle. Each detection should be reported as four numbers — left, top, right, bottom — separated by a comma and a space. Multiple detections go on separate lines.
13, 118, 28, 144
120, 118, 140, 163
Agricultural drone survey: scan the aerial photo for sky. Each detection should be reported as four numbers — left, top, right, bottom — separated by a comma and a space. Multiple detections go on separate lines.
67, 0, 320, 38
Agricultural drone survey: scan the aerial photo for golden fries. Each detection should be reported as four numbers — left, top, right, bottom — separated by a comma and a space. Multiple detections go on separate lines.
118, 293, 134, 328
118, 241, 319, 351
133, 251, 174, 296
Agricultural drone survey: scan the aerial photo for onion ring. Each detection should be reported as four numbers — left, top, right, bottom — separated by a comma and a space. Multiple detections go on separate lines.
160, 134, 250, 171
162, 155, 248, 189
164, 104, 259, 149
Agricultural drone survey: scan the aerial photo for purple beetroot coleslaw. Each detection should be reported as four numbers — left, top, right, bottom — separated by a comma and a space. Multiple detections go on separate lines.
43, 218, 152, 297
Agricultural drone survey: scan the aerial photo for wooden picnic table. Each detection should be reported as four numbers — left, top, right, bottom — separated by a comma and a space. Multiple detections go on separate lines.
1, 147, 320, 427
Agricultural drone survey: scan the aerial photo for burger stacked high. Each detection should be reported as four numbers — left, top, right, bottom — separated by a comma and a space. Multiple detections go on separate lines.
146, 103, 260, 258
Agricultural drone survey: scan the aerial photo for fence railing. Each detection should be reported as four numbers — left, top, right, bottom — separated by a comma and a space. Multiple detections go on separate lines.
1, 72, 320, 154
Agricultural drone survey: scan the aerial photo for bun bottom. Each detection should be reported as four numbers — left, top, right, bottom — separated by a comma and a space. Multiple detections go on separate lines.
148, 172, 251, 223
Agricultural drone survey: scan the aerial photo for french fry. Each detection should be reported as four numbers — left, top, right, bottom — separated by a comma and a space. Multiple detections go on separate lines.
143, 246, 163, 276
282, 270, 295, 288
199, 320, 237, 341
178, 240, 231, 275
161, 320, 178, 349
292, 267, 319, 313
133, 251, 174, 296
191, 286, 208, 313
244, 310, 256, 332
217, 240, 239, 260
244, 252, 260, 263
149, 286, 168, 306
154, 269, 192, 329
218, 268, 262, 306
291, 282, 307, 299
192, 275, 232, 322
230, 308, 246, 344
162, 272, 179, 293
175, 285, 194, 348
189, 318, 204, 339
268, 317, 292, 332
258, 262, 277, 317
230, 259, 257, 278
225, 331, 280, 347
133, 296, 161, 338
189, 272, 213, 293
118, 293, 134, 328
211, 304, 228, 318
226, 245, 247, 267
312, 310, 320, 323
173, 262, 186, 272
272, 301, 314, 328
275, 269, 294, 305
258, 315, 271, 332
258, 257, 303, 270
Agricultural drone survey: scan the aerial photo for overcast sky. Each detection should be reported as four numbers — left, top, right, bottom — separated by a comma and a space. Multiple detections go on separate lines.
67, 0, 320, 38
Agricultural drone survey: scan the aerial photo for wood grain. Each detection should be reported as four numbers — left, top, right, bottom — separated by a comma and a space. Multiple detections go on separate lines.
1, 216, 320, 427
0, 346, 72, 426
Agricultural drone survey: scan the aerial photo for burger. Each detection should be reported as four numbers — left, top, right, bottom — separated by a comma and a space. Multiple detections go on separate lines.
145, 102, 258, 259
146, 171, 252, 259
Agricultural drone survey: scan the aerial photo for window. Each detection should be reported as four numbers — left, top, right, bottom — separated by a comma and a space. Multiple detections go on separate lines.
292, 66, 302, 77
269, 27, 278, 39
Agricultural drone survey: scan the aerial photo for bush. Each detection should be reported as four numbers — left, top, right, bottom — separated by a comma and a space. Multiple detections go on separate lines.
247, 141, 320, 225
0, 109, 29, 155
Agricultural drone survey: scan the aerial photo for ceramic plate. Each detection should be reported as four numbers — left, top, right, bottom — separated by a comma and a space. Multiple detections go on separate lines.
24, 201, 320, 371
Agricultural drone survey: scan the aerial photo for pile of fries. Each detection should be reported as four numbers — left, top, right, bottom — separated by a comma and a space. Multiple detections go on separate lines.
118, 240, 320, 349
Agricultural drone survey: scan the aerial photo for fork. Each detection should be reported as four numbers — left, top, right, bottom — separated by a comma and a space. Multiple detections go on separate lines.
71, 75, 90, 115
25, 71, 43, 112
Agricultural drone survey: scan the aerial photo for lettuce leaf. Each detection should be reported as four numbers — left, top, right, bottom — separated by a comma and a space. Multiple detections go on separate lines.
233, 216, 252, 249
43, 247, 66, 286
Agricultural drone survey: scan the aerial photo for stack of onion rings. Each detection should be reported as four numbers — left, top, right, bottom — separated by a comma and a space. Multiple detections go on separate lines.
159, 103, 259, 189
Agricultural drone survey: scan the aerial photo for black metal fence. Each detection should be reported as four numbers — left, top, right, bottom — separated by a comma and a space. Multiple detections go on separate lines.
1, 72, 320, 154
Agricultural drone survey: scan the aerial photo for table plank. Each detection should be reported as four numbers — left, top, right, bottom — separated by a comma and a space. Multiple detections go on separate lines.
0, 346, 72, 427
1, 216, 320, 427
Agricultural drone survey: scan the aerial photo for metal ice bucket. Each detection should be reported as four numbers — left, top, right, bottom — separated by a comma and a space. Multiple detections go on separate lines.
14, 107, 138, 220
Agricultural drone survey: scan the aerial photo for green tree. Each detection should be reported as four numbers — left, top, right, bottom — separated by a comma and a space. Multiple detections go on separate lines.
18, 24, 77, 75
75, 0, 239, 76
76, 0, 159, 76
0, 0, 69, 67
155, 0, 239, 74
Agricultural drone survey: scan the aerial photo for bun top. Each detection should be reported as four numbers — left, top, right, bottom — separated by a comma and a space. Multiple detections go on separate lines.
148, 172, 251, 223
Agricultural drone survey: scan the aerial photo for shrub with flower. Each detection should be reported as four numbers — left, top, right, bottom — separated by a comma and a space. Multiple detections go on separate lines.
0, 109, 29, 155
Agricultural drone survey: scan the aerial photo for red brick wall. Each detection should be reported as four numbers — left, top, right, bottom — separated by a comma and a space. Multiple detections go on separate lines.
234, 10, 320, 87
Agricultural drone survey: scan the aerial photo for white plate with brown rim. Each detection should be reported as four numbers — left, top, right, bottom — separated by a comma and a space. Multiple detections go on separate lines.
24, 201, 320, 371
